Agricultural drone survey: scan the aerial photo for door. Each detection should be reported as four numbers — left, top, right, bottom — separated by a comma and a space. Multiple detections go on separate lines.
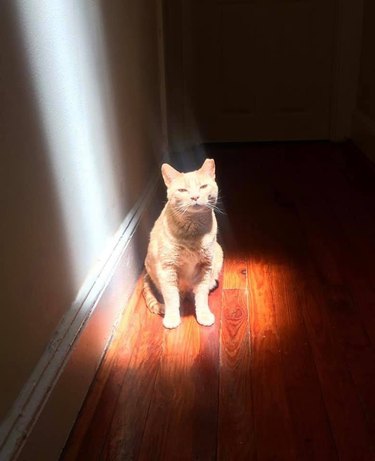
185, 0, 336, 141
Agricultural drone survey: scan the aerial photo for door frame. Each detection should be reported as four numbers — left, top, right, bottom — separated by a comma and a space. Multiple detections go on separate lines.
330, 0, 364, 140
163, 0, 364, 148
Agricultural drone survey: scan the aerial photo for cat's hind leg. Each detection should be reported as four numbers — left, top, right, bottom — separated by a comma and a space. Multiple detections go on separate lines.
143, 273, 165, 315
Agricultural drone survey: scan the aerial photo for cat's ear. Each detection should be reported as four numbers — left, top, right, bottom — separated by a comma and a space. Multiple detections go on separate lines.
161, 163, 181, 187
200, 158, 215, 178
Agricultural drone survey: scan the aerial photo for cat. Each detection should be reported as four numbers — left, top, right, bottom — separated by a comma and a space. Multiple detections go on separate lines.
143, 158, 223, 329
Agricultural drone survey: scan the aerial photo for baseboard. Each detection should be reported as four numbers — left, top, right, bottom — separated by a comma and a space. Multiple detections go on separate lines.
0, 174, 162, 461
351, 109, 375, 164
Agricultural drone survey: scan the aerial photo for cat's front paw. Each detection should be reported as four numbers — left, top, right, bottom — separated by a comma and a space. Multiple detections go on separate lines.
196, 309, 215, 327
209, 279, 219, 292
163, 312, 181, 329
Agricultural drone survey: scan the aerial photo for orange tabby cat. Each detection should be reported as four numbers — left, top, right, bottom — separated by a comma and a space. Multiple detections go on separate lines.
143, 159, 223, 329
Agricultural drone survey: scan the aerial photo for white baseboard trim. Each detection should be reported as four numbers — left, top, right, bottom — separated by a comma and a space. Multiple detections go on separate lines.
0, 173, 161, 461
351, 109, 375, 164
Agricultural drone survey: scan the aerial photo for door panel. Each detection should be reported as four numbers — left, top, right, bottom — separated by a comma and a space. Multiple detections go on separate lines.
220, 5, 257, 115
187, 0, 336, 141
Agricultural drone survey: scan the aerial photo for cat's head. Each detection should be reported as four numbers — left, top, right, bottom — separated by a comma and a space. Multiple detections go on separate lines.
161, 159, 218, 214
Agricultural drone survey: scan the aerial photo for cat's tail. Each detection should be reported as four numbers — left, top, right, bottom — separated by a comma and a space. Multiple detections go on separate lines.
143, 272, 164, 315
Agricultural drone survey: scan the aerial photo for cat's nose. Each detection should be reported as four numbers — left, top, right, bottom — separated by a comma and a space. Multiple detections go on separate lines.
191, 195, 199, 201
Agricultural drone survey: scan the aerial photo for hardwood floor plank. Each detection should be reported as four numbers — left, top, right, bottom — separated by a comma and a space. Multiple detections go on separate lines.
300, 147, 375, 285
277, 149, 375, 348
299, 268, 375, 460
268, 264, 337, 460
100, 297, 164, 460
138, 282, 222, 461
61, 281, 144, 461
137, 317, 200, 461
218, 288, 254, 460
248, 261, 300, 461
266, 149, 375, 460
223, 257, 247, 289
309, 269, 375, 449
286, 180, 375, 447
190, 275, 223, 460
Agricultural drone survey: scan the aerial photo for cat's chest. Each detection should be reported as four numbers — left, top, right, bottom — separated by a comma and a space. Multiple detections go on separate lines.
176, 245, 211, 289
177, 246, 204, 268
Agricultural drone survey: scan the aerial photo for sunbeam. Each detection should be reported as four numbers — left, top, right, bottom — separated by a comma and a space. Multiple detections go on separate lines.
15, 0, 124, 287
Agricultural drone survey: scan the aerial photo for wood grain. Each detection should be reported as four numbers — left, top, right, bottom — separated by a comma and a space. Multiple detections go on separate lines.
137, 316, 201, 460
267, 147, 375, 459
222, 257, 247, 289
190, 274, 223, 460
138, 279, 223, 461
286, 169, 375, 449
62, 142, 375, 461
299, 269, 374, 460
218, 288, 254, 460
248, 261, 299, 461
61, 281, 144, 461
100, 298, 164, 460
268, 264, 337, 460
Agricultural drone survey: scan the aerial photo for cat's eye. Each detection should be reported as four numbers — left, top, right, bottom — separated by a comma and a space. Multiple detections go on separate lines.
200, 184, 208, 189
178, 188, 187, 193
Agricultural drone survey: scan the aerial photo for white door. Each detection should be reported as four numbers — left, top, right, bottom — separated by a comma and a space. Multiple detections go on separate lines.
185, 0, 336, 141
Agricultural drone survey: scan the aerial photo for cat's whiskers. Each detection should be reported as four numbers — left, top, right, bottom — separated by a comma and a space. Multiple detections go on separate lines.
206, 202, 226, 215
174, 204, 190, 217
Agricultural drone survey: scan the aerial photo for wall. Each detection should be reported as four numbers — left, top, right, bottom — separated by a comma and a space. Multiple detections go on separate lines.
352, 0, 375, 162
0, 0, 164, 444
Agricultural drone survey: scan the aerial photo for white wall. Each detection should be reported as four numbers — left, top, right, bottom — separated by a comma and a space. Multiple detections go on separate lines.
0, 0, 164, 428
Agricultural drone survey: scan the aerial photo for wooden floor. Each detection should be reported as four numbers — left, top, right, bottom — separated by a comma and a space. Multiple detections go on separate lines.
62, 142, 375, 461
